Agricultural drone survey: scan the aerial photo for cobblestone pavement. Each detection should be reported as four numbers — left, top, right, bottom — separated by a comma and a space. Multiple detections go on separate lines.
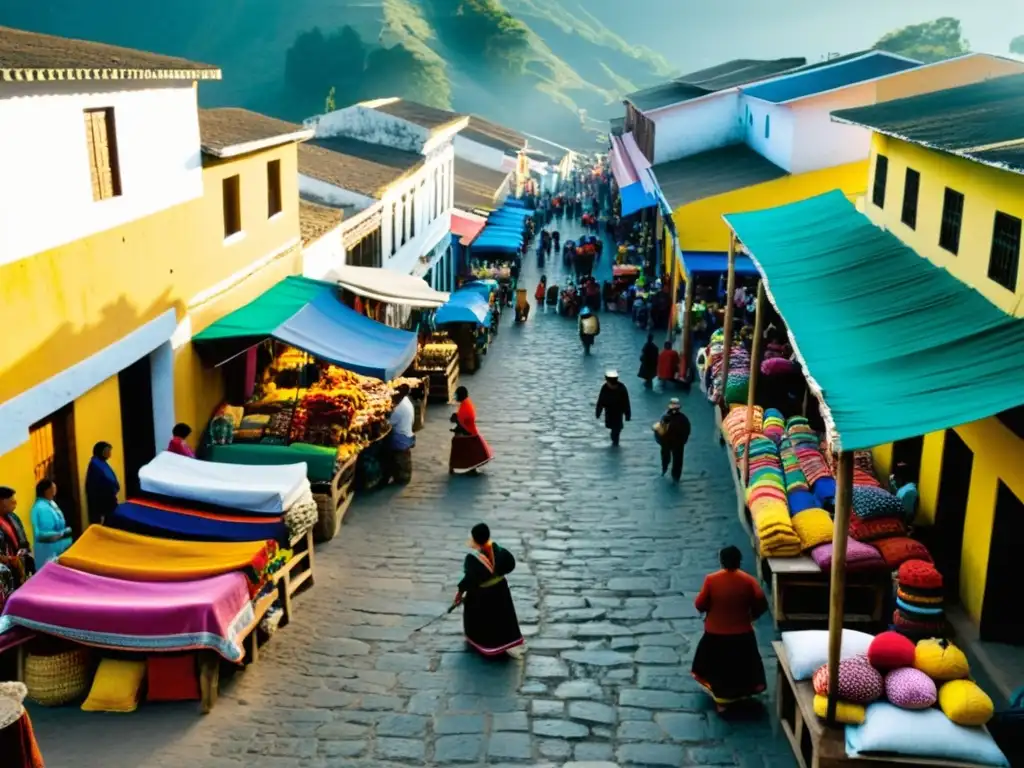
32, 217, 797, 768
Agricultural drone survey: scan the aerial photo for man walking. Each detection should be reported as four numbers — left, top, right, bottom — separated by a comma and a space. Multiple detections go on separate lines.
657, 398, 691, 481
596, 370, 631, 446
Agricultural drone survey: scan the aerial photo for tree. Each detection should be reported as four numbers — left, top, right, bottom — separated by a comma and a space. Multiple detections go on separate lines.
364, 45, 452, 109
285, 26, 368, 110
1011, 35, 1024, 56
873, 17, 969, 63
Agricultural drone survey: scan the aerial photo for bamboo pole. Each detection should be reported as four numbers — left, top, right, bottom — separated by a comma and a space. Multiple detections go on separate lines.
826, 450, 854, 724
741, 281, 767, 484
720, 235, 737, 400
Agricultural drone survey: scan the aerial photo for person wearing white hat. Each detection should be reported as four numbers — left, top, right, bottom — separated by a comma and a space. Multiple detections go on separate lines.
655, 397, 691, 481
595, 370, 631, 446
0, 681, 43, 767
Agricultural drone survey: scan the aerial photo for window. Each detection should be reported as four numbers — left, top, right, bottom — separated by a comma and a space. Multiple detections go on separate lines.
410, 187, 416, 239
900, 167, 920, 229
222, 175, 241, 239
989, 211, 1022, 291
748, 109, 752, 126
871, 154, 888, 209
764, 114, 770, 139
401, 194, 407, 246
266, 159, 282, 218
939, 187, 965, 254
434, 168, 440, 220
83, 108, 122, 201
391, 202, 397, 255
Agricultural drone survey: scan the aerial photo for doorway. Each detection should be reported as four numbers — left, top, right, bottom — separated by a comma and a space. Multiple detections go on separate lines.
118, 354, 156, 497
891, 434, 925, 481
932, 429, 973, 600
29, 405, 81, 535
980, 482, 1024, 644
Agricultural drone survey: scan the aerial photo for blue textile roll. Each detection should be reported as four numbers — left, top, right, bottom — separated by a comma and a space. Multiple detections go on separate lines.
106, 500, 290, 546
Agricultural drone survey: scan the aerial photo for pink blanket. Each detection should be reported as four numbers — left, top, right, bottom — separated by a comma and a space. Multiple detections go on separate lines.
0, 563, 255, 662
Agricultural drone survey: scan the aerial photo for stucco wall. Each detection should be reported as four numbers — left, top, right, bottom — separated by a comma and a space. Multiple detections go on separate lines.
454, 135, 509, 172
309, 105, 429, 153
651, 92, 744, 165
741, 98, 794, 172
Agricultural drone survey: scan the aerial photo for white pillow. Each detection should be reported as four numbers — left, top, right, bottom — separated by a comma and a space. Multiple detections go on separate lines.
847, 703, 1008, 767
781, 628, 874, 681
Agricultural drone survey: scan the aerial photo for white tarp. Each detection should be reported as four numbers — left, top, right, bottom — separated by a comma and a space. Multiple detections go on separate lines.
138, 452, 310, 514
330, 266, 450, 308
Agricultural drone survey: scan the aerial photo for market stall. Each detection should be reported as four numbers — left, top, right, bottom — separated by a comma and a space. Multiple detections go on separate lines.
434, 289, 492, 374
411, 336, 460, 403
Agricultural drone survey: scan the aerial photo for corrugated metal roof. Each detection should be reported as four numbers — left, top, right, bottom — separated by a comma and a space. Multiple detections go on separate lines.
653, 143, 788, 210
742, 51, 919, 104
461, 115, 526, 154
832, 72, 1024, 174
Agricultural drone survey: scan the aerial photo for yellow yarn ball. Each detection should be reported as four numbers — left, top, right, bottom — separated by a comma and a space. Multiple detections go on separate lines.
914, 639, 970, 682
938, 680, 994, 726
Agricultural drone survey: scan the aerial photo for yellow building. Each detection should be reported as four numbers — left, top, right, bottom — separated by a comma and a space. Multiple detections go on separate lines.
0, 27, 312, 537
834, 74, 1024, 645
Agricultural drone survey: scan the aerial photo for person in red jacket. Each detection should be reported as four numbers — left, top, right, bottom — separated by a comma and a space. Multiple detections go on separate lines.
656, 341, 680, 391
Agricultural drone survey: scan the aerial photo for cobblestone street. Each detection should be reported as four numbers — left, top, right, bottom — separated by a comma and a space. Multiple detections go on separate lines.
32, 219, 796, 768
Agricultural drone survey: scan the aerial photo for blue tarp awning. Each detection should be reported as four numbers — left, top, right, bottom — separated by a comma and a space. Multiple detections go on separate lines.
489, 208, 530, 220
435, 288, 492, 326
621, 182, 658, 217
459, 280, 498, 299
681, 251, 758, 279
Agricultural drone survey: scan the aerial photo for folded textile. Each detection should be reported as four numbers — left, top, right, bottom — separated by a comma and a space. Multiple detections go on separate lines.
896, 597, 943, 616
60, 525, 280, 590
810, 539, 885, 573
721, 406, 764, 449
849, 516, 907, 543
107, 499, 290, 546
283, 489, 318, 539
874, 537, 933, 569
791, 509, 834, 550
853, 469, 882, 488
897, 588, 943, 605
0, 563, 255, 662
763, 409, 786, 443
852, 486, 904, 520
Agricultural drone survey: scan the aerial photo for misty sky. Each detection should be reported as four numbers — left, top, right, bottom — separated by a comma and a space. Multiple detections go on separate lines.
606, 0, 1024, 70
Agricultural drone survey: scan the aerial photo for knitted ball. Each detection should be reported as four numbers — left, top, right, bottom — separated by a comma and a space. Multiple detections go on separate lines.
915, 639, 969, 682
898, 559, 943, 591
812, 655, 884, 705
868, 631, 916, 671
938, 679, 994, 726
884, 667, 937, 710
812, 694, 865, 724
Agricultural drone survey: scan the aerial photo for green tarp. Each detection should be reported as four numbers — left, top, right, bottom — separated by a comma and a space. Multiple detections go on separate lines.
723, 190, 1024, 451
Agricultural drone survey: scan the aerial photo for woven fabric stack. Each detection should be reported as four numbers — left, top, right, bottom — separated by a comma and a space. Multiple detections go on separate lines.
894, 559, 947, 639
762, 408, 786, 443
780, 437, 834, 551
744, 435, 801, 557
704, 329, 751, 406
786, 417, 836, 507
721, 405, 764, 450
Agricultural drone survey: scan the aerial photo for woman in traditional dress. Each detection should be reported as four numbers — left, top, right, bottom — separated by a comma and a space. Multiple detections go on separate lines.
30, 479, 73, 565
0, 682, 44, 768
455, 523, 524, 657
0, 488, 34, 609
449, 387, 494, 475
691, 545, 768, 712
84, 441, 120, 525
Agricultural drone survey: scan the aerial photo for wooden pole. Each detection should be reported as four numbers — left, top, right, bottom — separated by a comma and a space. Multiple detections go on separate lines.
680, 272, 695, 375
720, 234, 737, 401
741, 281, 767, 484
826, 450, 854, 724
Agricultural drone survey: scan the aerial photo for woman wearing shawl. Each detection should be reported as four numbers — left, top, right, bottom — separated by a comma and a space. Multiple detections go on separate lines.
0, 682, 44, 768
30, 480, 72, 565
84, 441, 120, 525
449, 387, 494, 474
455, 523, 524, 657
0, 488, 34, 607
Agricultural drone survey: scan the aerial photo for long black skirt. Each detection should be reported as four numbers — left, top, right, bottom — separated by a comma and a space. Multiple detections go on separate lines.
691, 630, 766, 704
463, 579, 524, 656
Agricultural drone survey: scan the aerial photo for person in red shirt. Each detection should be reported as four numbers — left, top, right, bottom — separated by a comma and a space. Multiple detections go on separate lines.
691, 546, 769, 712
656, 341, 680, 391
167, 423, 196, 459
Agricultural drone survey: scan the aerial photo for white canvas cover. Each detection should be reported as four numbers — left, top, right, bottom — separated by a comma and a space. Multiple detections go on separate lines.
138, 452, 310, 514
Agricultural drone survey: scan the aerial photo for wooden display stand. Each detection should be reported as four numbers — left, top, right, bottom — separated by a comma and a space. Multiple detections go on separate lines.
311, 453, 357, 542
413, 355, 460, 403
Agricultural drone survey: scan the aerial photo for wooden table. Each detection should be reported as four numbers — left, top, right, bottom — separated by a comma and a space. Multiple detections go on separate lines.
312, 452, 357, 542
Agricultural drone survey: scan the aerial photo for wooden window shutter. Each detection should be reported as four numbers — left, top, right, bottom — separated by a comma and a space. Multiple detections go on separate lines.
84, 108, 122, 201
83, 112, 102, 201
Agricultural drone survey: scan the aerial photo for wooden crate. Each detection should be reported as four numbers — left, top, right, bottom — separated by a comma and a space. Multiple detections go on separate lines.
414, 356, 459, 403
311, 453, 357, 543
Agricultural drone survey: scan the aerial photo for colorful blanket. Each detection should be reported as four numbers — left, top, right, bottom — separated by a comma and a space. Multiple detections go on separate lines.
59, 525, 279, 590
0, 563, 254, 662
107, 499, 290, 546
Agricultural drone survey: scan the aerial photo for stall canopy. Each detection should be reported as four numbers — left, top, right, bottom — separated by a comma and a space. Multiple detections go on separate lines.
681, 251, 758, 280
435, 288, 492, 326
194, 276, 418, 380
610, 132, 657, 216
723, 190, 1024, 451
452, 211, 488, 246
330, 265, 449, 308
458, 279, 498, 300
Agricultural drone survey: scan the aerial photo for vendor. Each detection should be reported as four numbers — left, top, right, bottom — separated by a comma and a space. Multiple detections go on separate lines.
167, 423, 196, 458
386, 385, 416, 485
889, 462, 920, 527
30, 480, 73, 565
0, 487, 34, 602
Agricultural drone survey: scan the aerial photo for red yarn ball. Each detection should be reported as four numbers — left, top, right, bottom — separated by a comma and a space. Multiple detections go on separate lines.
868, 631, 917, 671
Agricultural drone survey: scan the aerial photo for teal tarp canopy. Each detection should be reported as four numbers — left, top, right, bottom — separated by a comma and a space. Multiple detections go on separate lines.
723, 190, 1024, 451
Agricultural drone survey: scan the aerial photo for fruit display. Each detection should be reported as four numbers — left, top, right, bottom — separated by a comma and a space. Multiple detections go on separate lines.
417, 339, 458, 370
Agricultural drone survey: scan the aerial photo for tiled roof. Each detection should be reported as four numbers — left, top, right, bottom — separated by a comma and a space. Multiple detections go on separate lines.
454, 158, 510, 212
832, 72, 1024, 174
626, 81, 709, 112
298, 137, 424, 199
460, 115, 526, 154
653, 143, 788, 210
362, 97, 465, 133
0, 25, 220, 82
299, 200, 344, 245
199, 109, 312, 158
741, 51, 920, 104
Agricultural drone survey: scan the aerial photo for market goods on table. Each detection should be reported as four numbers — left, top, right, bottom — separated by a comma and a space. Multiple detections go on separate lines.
417, 339, 458, 370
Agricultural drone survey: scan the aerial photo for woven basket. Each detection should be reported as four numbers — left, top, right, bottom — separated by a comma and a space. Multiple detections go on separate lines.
24, 647, 92, 706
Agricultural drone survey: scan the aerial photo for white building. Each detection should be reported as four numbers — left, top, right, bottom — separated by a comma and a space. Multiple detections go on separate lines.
451, 115, 522, 214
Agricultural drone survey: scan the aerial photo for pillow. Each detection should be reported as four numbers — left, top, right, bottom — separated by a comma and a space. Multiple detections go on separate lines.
811, 477, 836, 505
852, 486, 904, 520
810, 539, 885, 573
812, 694, 865, 724
874, 537, 932, 569
81, 659, 147, 713
898, 559, 943, 591
812, 656, 883, 705
915, 639, 970, 681
868, 632, 916, 671
849, 516, 906, 543
787, 490, 818, 515
846, 702, 1009, 767
762, 357, 796, 377
146, 655, 200, 702
791, 509, 833, 550
939, 680, 994, 726
781, 629, 874, 681
885, 668, 937, 710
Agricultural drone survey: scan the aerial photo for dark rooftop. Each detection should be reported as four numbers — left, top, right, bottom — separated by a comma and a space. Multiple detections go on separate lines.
832, 72, 1024, 173
0, 25, 220, 82
299, 200, 343, 245
626, 81, 709, 112
364, 97, 466, 133
454, 158, 510, 212
460, 115, 527, 154
653, 143, 789, 210
199, 109, 311, 157
299, 136, 424, 199
742, 51, 919, 104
